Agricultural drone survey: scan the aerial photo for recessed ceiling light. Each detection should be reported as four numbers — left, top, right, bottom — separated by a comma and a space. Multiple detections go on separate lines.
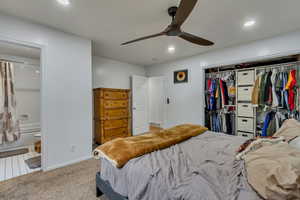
168, 46, 175, 54
243, 20, 256, 28
56, 0, 70, 6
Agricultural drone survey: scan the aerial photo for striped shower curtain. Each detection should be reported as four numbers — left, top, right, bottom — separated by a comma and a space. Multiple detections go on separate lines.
0, 61, 20, 144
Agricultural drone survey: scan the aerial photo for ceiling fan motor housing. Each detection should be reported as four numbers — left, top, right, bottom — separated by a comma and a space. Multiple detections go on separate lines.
167, 6, 181, 36
168, 6, 178, 18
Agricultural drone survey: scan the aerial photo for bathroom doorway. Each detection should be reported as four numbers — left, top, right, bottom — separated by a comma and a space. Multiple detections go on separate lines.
0, 40, 41, 181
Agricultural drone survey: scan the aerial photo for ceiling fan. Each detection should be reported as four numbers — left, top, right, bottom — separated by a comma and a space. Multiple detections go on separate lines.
121, 0, 214, 46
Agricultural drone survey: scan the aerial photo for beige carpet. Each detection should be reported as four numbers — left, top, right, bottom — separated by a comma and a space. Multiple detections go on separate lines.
0, 159, 108, 200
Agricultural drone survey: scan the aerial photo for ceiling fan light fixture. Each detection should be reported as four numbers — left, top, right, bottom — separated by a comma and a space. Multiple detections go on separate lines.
56, 0, 70, 6
243, 20, 256, 28
168, 46, 176, 54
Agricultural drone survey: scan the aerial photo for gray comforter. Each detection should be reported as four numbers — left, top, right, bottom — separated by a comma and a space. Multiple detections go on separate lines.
100, 131, 262, 200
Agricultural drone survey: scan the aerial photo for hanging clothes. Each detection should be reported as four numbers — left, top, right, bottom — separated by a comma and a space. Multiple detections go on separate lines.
205, 71, 236, 135
215, 80, 222, 110
258, 72, 267, 105
285, 69, 297, 90
285, 69, 297, 111
221, 79, 230, 107
262, 111, 276, 137
263, 71, 273, 105
251, 74, 262, 105
275, 112, 287, 130
271, 70, 279, 107
223, 73, 236, 105
225, 113, 233, 135
207, 111, 235, 134
219, 79, 228, 106
296, 68, 300, 111
275, 72, 284, 108
209, 79, 217, 110
282, 72, 289, 109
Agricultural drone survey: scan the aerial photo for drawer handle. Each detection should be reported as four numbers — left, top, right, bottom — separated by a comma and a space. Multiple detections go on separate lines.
242, 105, 249, 108
242, 119, 248, 122
242, 134, 248, 137
242, 73, 248, 76
243, 88, 249, 91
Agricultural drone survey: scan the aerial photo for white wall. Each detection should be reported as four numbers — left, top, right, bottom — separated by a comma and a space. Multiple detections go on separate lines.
146, 30, 300, 128
93, 56, 146, 89
0, 14, 92, 170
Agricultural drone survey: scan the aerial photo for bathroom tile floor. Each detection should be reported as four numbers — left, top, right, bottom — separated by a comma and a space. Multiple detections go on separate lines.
0, 145, 41, 182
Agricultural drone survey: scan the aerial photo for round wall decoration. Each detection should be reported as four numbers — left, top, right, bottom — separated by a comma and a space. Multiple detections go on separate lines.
174, 69, 188, 84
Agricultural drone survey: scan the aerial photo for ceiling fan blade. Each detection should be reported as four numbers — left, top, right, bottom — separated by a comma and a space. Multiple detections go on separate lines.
121, 32, 165, 45
179, 32, 214, 46
173, 0, 198, 27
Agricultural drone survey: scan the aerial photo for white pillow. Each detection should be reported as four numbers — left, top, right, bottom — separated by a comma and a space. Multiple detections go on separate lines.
290, 137, 300, 150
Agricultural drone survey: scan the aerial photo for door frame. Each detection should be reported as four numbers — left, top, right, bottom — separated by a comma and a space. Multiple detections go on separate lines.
0, 35, 46, 171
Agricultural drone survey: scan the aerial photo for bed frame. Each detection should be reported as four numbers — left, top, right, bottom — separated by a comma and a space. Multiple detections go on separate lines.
96, 172, 128, 200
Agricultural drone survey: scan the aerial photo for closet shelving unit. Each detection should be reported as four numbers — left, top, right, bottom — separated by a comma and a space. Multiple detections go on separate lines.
205, 56, 300, 139
236, 69, 256, 138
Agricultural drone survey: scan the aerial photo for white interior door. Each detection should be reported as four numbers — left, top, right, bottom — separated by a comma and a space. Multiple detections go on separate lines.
131, 75, 149, 135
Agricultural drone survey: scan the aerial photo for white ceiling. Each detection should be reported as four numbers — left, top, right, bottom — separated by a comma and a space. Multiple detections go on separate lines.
0, 40, 40, 59
0, 0, 300, 66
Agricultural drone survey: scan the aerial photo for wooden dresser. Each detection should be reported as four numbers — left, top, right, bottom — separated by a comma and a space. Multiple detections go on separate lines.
93, 88, 132, 144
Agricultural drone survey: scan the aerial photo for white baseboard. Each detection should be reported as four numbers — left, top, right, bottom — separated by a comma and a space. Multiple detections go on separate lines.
44, 155, 93, 171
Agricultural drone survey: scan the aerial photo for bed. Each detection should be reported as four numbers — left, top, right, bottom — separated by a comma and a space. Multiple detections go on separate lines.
95, 131, 262, 200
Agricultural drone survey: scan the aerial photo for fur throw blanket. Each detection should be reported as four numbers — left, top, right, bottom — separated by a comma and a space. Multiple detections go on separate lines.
93, 124, 207, 168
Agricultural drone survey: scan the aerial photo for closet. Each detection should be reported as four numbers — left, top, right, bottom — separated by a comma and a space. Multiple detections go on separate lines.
205, 57, 300, 138
205, 70, 236, 135
253, 63, 300, 137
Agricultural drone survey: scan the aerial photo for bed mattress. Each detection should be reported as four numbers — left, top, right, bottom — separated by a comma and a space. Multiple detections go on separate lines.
100, 131, 262, 200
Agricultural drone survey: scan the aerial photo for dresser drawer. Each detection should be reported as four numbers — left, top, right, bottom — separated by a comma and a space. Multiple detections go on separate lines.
103, 127, 129, 141
104, 119, 129, 130
102, 90, 128, 100
237, 131, 254, 139
237, 70, 255, 86
237, 103, 254, 117
237, 86, 253, 101
237, 117, 254, 132
101, 108, 129, 120
102, 100, 129, 109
